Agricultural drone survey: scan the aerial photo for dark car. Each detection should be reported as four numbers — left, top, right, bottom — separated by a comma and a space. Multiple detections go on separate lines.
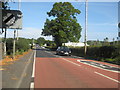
56, 46, 71, 56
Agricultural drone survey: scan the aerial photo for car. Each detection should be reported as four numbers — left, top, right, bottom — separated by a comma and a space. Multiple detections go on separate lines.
56, 46, 71, 56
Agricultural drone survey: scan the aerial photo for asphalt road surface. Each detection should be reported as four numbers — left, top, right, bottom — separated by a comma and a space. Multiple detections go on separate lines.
33, 46, 120, 89
1, 46, 120, 89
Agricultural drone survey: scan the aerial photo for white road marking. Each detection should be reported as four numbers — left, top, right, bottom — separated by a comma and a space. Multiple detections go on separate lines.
30, 82, 34, 89
30, 50, 36, 89
95, 71, 120, 83
16, 51, 34, 88
45, 51, 81, 67
77, 60, 120, 73
32, 50, 36, 78
60, 57, 81, 67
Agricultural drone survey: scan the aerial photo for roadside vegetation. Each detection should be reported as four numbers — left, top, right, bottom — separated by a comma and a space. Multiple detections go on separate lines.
2, 38, 33, 58
70, 42, 120, 65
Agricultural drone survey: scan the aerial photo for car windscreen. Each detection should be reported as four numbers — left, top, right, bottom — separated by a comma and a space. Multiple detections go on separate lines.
60, 47, 70, 51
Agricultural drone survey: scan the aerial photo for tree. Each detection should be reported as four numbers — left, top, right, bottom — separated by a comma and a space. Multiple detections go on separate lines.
42, 2, 82, 47
37, 37, 45, 46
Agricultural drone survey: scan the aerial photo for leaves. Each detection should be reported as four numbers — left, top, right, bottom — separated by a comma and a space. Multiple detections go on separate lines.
37, 37, 45, 46
42, 2, 82, 47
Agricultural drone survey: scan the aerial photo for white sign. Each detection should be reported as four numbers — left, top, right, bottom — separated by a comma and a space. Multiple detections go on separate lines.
0, 10, 22, 29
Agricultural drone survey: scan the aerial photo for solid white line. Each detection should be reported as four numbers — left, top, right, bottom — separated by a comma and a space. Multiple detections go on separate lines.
16, 51, 34, 88
95, 71, 120, 83
77, 60, 120, 73
30, 82, 34, 89
32, 50, 36, 78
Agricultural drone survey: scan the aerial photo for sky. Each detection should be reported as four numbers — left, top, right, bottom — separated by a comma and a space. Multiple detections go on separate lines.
2, 1, 119, 42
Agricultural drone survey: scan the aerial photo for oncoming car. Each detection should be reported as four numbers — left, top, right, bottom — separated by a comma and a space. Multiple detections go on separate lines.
56, 46, 71, 56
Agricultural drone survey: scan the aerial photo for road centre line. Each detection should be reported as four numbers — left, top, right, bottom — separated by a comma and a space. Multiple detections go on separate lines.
44, 50, 120, 84
16, 51, 34, 88
45, 51, 81, 66
77, 60, 120, 73
95, 71, 120, 83
45, 51, 120, 74
60, 57, 81, 67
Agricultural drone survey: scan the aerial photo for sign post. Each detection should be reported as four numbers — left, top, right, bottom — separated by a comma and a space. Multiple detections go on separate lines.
3, 28, 7, 57
0, 9, 22, 59
13, 30, 16, 59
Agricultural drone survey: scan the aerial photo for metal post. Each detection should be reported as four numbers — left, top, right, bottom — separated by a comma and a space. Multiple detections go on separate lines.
13, 30, 16, 59
16, 0, 21, 41
84, 0, 88, 55
4, 28, 7, 58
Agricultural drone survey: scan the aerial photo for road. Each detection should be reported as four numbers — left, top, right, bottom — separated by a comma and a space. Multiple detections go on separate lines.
1, 46, 120, 89
33, 46, 120, 89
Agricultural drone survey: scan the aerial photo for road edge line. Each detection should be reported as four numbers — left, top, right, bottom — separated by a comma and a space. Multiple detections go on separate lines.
30, 49, 36, 89
32, 50, 36, 78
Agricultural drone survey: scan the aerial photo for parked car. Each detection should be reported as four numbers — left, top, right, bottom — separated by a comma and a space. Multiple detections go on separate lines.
56, 46, 71, 56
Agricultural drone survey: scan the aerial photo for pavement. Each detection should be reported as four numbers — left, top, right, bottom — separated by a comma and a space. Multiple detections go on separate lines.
1, 50, 35, 89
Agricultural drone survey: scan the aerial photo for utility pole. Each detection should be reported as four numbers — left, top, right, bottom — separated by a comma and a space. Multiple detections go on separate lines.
84, 0, 88, 55
17, 0, 21, 41
13, 30, 16, 59
3, 28, 7, 58
16, 0, 21, 41
16, 0, 21, 55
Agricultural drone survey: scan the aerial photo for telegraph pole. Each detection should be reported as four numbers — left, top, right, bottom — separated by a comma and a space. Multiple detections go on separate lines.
84, 0, 88, 55
13, 30, 16, 59
16, 0, 21, 40
3, 28, 7, 57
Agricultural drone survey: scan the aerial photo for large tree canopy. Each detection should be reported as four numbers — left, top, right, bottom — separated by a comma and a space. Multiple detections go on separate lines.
42, 2, 82, 47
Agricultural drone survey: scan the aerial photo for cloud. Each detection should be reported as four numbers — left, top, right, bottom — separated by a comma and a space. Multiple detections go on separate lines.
2, 27, 52, 40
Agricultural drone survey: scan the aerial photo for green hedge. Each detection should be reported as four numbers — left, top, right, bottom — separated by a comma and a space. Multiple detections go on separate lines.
6, 38, 31, 55
70, 45, 120, 65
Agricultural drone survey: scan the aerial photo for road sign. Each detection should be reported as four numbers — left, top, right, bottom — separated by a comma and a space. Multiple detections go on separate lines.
0, 10, 22, 29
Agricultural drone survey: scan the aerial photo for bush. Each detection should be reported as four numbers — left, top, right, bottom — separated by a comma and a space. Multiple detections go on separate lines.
98, 46, 116, 58
70, 45, 119, 65
16, 38, 30, 52
6, 38, 31, 55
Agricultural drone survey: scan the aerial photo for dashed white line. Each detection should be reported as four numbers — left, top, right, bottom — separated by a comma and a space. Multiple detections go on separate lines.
95, 71, 120, 83
45, 51, 81, 67
60, 57, 81, 67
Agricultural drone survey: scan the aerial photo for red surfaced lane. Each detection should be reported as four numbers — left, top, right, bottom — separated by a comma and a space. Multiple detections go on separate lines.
34, 57, 119, 88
